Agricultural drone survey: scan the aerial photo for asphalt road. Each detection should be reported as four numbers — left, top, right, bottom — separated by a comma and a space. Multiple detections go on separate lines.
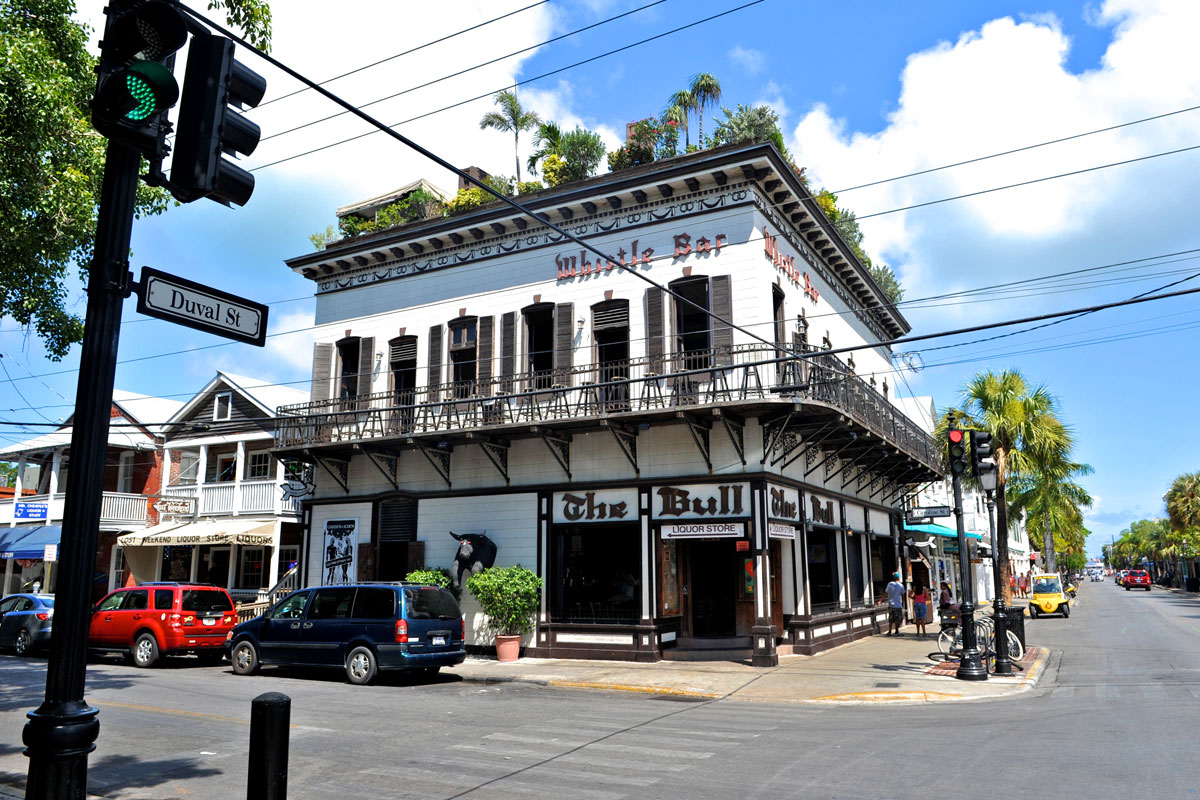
0, 581, 1198, 799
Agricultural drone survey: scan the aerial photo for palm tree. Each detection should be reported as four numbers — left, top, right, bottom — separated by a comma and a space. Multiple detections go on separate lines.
664, 89, 695, 149
1167, 472, 1200, 534
937, 369, 1073, 600
1007, 452, 1094, 573
688, 72, 722, 147
526, 121, 563, 176
480, 91, 540, 183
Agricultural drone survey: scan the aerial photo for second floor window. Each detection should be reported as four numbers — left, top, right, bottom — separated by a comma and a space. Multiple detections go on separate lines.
117, 451, 135, 494
215, 455, 236, 483
177, 453, 199, 484
246, 451, 271, 480
214, 392, 232, 420
448, 318, 477, 398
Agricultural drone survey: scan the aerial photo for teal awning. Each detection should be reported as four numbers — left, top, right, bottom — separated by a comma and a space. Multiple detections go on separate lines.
903, 522, 982, 540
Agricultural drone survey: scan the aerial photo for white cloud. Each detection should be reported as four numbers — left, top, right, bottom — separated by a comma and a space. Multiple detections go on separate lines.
753, 80, 790, 123
729, 45, 765, 75
786, 0, 1200, 327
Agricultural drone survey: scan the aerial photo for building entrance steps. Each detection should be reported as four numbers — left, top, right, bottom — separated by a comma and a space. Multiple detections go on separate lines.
449, 624, 1053, 703
662, 635, 754, 662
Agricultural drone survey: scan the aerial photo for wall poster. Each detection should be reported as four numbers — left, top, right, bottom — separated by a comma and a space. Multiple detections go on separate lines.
322, 518, 358, 585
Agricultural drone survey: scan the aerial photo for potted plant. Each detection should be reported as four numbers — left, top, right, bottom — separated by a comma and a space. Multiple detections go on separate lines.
466, 565, 542, 662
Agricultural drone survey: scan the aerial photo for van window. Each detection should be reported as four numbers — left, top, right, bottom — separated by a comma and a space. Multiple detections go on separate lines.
182, 589, 234, 613
309, 587, 355, 620
352, 587, 395, 619
406, 588, 461, 620
271, 592, 309, 620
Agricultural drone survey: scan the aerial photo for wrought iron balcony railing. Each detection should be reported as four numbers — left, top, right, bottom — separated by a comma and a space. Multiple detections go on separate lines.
274, 343, 939, 470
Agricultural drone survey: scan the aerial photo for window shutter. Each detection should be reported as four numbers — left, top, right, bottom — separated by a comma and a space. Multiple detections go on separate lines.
592, 299, 629, 330
500, 311, 516, 392
356, 336, 374, 397
554, 302, 573, 384
377, 499, 417, 542
389, 337, 417, 364
311, 343, 333, 403
427, 325, 443, 394
477, 316, 494, 396
646, 287, 664, 373
711, 275, 733, 366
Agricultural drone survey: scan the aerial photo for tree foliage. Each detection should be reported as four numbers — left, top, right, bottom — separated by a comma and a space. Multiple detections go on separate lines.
0, 0, 271, 360
479, 90, 539, 184
709, 104, 788, 157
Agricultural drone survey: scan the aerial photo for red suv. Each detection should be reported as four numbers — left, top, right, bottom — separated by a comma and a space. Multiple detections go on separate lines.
89, 583, 237, 667
1124, 570, 1151, 591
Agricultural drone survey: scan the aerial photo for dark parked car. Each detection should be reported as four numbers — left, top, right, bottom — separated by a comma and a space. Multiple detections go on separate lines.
225, 582, 465, 685
89, 583, 237, 667
0, 593, 54, 655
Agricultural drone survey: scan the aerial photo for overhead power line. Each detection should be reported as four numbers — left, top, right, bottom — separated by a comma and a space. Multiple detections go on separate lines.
256, 0, 553, 109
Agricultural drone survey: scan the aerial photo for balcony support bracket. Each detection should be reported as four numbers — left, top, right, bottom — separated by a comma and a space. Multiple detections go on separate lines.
804, 431, 858, 479
715, 409, 745, 466
844, 453, 888, 491
478, 439, 511, 485
600, 421, 638, 476
308, 452, 350, 494
780, 421, 838, 471
358, 445, 399, 492
680, 413, 712, 473
417, 444, 453, 489
760, 411, 796, 466
531, 427, 572, 480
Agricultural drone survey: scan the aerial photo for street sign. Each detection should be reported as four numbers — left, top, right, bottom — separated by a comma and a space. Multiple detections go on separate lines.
906, 505, 951, 523
15, 502, 49, 520
136, 266, 268, 346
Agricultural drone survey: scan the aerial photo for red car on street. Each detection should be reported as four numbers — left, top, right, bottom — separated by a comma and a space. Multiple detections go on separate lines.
1124, 570, 1151, 591
89, 583, 237, 667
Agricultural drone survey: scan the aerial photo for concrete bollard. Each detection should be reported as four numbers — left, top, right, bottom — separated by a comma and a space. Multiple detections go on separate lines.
247, 692, 290, 800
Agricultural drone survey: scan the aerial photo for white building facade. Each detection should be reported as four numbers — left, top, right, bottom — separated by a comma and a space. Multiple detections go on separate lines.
276, 143, 942, 664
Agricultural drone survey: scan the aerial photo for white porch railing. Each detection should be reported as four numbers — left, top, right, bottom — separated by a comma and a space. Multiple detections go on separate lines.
0, 492, 146, 526
200, 483, 235, 514
159, 480, 300, 517
238, 480, 276, 513
99, 492, 149, 524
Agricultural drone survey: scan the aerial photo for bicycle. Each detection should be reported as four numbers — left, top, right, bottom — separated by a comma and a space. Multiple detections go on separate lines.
936, 615, 1023, 667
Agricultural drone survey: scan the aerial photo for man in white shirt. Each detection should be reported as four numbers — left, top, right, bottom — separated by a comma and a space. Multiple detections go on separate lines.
884, 572, 905, 636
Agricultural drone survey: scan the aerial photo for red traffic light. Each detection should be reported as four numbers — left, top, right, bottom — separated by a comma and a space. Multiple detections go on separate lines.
948, 429, 964, 443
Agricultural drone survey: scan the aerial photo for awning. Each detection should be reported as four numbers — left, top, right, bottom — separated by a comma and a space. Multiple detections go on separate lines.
903, 522, 983, 540
117, 519, 276, 548
0, 525, 63, 560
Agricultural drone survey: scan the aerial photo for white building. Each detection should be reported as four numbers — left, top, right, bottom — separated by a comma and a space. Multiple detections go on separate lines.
274, 143, 942, 663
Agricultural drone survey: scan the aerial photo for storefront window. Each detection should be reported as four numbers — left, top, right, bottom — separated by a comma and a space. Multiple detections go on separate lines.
160, 546, 192, 581
238, 547, 265, 589
807, 528, 839, 615
658, 538, 681, 616
552, 524, 640, 624
846, 533, 866, 607
870, 537, 896, 599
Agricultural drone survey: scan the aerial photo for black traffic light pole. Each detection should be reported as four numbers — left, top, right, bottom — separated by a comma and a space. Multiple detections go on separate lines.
986, 490, 1014, 676
23, 139, 138, 799
949, 422, 987, 681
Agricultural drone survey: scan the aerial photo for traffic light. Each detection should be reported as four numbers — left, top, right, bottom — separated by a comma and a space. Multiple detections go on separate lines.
970, 431, 995, 475
92, 0, 188, 156
947, 428, 968, 476
171, 31, 267, 206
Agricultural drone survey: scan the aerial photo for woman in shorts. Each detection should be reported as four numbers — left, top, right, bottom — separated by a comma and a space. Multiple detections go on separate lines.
910, 584, 929, 638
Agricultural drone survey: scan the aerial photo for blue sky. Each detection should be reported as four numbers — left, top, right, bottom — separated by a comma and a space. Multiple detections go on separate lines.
4, 0, 1199, 557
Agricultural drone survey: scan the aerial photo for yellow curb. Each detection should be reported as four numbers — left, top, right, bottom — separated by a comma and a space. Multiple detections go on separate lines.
1020, 647, 1050, 686
810, 690, 963, 703
549, 680, 719, 698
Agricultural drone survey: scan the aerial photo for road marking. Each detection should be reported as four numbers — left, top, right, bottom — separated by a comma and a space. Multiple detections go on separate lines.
91, 699, 250, 725
809, 690, 962, 703
550, 680, 718, 697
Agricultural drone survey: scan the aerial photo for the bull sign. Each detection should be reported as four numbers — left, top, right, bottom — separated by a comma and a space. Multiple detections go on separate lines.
450, 531, 497, 590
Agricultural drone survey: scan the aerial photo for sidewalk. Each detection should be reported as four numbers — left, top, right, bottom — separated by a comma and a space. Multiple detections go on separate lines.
448, 618, 1052, 705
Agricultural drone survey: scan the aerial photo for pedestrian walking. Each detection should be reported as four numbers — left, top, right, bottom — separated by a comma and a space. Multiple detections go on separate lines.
1018, 572, 1029, 599
883, 572, 905, 636
910, 584, 929, 637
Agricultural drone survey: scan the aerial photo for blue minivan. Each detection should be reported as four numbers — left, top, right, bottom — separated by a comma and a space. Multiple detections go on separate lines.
225, 583, 465, 685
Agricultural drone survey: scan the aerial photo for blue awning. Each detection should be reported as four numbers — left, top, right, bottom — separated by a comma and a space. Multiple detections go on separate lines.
903, 522, 982, 540
0, 525, 63, 559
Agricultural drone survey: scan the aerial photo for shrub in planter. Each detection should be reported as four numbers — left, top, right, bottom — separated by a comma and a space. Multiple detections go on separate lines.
405, 567, 458, 599
466, 565, 542, 637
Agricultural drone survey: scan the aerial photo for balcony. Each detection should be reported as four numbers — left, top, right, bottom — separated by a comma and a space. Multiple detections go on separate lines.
0, 492, 149, 527
162, 479, 302, 517
274, 343, 942, 483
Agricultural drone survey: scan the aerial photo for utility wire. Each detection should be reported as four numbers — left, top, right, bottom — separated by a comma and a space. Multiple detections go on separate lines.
261, 0, 669, 143
249, 0, 766, 172
255, 0, 552, 109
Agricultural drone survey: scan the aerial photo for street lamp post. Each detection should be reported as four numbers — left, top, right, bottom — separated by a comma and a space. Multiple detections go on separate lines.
983, 485, 1013, 676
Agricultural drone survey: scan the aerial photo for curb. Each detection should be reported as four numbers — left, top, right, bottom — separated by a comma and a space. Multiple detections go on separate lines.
550, 680, 719, 698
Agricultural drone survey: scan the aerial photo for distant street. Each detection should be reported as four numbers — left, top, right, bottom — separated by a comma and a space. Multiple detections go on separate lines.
1, 581, 1198, 799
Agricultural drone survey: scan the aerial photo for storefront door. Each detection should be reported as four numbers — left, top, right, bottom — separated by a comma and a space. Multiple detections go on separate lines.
687, 540, 736, 637
200, 546, 230, 587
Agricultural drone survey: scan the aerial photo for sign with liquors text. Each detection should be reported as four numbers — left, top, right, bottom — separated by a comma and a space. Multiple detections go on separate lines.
767, 484, 800, 522
14, 503, 48, 520
661, 522, 745, 539
806, 492, 841, 528
322, 518, 358, 585
768, 522, 796, 540
552, 489, 638, 524
651, 483, 750, 520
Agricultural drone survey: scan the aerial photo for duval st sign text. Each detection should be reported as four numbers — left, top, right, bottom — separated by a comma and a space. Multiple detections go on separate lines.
137, 267, 268, 347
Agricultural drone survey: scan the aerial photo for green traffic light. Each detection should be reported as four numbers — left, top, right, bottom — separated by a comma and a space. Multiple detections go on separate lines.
101, 60, 179, 123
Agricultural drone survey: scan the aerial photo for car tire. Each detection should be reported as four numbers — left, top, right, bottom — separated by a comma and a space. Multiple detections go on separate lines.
1126, 587, 1130, 591
1062, 605, 1070, 618
1030, 607, 1038, 619
345, 646, 377, 686
132, 633, 160, 668
14, 629, 32, 656
230, 641, 259, 675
